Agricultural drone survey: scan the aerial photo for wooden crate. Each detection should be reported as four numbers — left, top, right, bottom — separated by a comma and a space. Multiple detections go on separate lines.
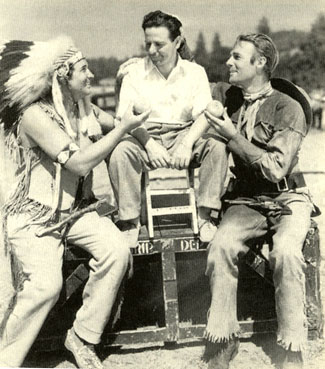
32, 217, 322, 352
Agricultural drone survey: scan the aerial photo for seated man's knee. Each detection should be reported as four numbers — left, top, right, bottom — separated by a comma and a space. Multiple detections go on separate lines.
269, 237, 305, 271
110, 139, 140, 165
111, 241, 130, 268
32, 272, 63, 305
94, 229, 130, 269
205, 137, 227, 155
207, 228, 241, 266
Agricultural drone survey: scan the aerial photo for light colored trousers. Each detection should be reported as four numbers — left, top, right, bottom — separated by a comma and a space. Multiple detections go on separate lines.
205, 192, 313, 352
109, 132, 228, 221
0, 211, 130, 367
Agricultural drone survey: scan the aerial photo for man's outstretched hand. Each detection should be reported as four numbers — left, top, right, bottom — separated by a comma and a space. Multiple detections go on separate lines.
121, 103, 151, 132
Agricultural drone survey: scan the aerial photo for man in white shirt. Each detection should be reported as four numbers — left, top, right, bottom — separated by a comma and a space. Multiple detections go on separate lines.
109, 10, 228, 245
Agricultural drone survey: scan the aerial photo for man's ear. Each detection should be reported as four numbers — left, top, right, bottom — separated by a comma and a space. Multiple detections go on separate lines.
256, 55, 267, 70
175, 35, 182, 50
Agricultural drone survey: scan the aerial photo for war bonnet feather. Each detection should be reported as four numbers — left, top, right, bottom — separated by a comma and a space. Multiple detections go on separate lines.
0, 35, 82, 137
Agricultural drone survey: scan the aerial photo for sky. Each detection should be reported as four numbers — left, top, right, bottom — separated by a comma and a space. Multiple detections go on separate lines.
0, 0, 324, 59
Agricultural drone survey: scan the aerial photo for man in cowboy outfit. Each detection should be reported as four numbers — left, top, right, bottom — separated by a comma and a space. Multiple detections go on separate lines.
202, 33, 316, 369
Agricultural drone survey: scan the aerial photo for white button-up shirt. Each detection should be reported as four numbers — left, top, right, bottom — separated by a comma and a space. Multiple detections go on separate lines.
117, 56, 212, 126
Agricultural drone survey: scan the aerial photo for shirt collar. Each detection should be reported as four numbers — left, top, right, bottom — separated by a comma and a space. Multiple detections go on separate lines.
144, 54, 185, 79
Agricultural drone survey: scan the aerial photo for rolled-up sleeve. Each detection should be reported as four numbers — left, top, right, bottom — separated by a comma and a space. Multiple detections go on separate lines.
191, 66, 212, 120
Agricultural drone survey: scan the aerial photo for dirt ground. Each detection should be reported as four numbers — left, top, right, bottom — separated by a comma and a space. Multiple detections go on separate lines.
3, 128, 325, 369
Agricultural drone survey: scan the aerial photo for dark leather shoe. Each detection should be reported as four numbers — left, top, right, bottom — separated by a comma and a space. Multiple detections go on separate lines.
202, 337, 240, 369
282, 350, 303, 369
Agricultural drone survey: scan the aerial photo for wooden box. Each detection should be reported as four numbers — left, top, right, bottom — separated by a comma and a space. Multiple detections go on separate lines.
32, 218, 322, 352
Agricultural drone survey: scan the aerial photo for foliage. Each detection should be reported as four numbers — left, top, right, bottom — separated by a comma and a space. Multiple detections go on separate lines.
274, 13, 325, 91
206, 33, 230, 83
88, 57, 122, 84
257, 16, 271, 35
193, 31, 209, 68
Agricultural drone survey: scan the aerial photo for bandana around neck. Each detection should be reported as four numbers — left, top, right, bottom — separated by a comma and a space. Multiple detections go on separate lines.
242, 81, 273, 103
238, 82, 274, 141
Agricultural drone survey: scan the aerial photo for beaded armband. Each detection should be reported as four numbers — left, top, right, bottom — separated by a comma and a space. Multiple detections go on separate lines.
56, 142, 80, 165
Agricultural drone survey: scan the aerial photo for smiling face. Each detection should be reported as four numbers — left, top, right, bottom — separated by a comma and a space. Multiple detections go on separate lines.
68, 59, 94, 101
144, 26, 180, 74
226, 41, 260, 89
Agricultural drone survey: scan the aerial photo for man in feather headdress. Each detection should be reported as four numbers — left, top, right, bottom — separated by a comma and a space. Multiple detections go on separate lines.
0, 36, 149, 368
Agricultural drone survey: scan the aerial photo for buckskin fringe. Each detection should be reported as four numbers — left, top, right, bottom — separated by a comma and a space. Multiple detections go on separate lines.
2, 141, 56, 228
277, 335, 306, 352
0, 213, 30, 338
203, 329, 240, 344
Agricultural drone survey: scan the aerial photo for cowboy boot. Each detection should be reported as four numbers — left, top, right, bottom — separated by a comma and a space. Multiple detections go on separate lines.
203, 337, 240, 369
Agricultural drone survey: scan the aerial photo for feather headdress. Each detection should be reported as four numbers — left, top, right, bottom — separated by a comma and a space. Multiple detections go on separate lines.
0, 35, 84, 137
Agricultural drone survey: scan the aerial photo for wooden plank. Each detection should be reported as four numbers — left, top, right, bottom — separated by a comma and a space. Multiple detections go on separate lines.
64, 264, 89, 302
132, 237, 203, 255
163, 280, 178, 300
177, 319, 278, 340
244, 249, 273, 285
149, 189, 192, 196
303, 221, 323, 337
151, 206, 196, 216
104, 327, 167, 346
161, 242, 179, 342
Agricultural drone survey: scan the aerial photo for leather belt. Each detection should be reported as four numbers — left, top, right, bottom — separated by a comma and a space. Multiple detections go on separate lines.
263, 172, 306, 193
232, 172, 306, 195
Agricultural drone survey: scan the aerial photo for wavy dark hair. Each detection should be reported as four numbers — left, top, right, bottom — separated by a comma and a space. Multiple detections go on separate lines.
142, 10, 193, 61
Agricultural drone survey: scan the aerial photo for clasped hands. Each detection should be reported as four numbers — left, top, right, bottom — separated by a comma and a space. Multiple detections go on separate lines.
145, 138, 192, 170
204, 101, 237, 142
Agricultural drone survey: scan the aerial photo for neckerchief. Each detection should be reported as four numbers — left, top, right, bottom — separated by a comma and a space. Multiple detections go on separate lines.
237, 82, 274, 141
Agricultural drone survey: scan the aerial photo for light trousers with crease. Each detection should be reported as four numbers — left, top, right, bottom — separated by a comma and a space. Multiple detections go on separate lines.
0, 211, 129, 367
108, 131, 228, 221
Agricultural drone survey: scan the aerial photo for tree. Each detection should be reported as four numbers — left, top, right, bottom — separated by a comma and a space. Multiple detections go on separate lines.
302, 13, 325, 89
257, 16, 271, 35
274, 13, 325, 91
194, 31, 209, 68
206, 32, 230, 83
210, 32, 222, 60
88, 57, 121, 83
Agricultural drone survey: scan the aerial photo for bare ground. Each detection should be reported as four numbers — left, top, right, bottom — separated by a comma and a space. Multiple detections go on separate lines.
2, 129, 325, 369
